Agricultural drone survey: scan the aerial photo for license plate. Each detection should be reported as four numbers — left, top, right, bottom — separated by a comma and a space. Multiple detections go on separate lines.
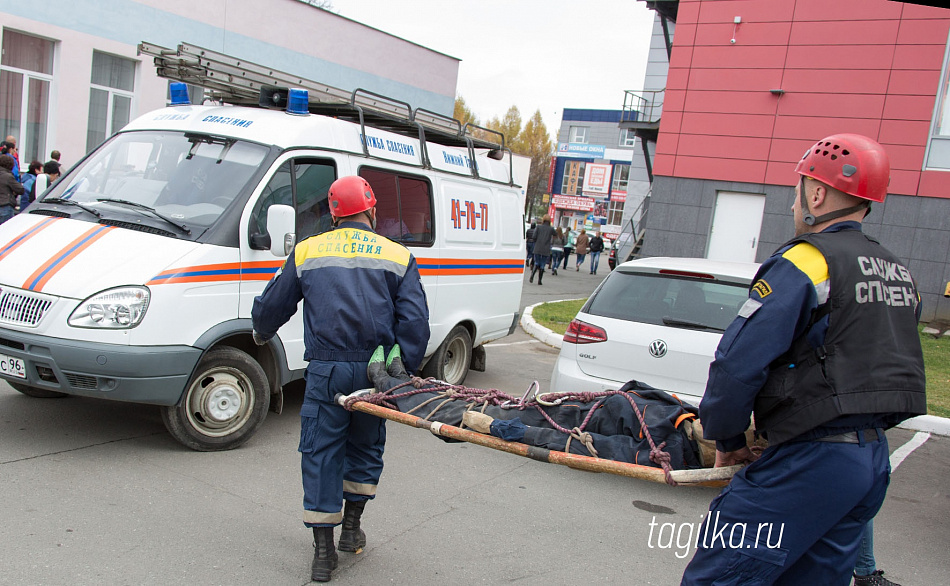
0, 352, 26, 379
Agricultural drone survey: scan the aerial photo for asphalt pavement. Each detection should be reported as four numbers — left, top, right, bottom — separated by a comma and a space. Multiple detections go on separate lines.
0, 259, 947, 585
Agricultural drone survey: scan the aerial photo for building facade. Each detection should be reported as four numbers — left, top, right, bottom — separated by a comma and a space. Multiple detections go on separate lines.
630, 0, 950, 322
1, 0, 459, 171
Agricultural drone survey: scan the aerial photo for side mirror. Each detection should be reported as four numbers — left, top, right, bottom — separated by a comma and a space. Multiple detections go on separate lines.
266, 204, 296, 257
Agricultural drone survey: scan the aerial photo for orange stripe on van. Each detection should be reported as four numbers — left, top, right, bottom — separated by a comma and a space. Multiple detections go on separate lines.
415, 257, 524, 276
0, 217, 61, 262
147, 260, 285, 285
24, 225, 115, 291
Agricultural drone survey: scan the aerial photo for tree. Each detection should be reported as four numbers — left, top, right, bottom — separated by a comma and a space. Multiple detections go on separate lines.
453, 96, 479, 128
517, 110, 554, 218
486, 106, 523, 151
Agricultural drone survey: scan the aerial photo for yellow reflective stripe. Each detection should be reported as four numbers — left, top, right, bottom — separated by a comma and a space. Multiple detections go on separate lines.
295, 228, 410, 267
303, 510, 343, 525
343, 480, 377, 496
782, 242, 828, 286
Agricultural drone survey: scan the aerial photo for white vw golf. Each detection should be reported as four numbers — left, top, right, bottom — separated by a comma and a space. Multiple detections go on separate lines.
550, 257, 760, 406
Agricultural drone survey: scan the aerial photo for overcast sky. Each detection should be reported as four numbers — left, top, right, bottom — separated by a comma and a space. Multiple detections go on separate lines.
329, 0, 657, 132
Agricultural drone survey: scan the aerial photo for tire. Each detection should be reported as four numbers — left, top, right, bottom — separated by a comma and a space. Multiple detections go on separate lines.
9, 382, 68, 398
161, 347, 269, 451
421, 325, 472, 386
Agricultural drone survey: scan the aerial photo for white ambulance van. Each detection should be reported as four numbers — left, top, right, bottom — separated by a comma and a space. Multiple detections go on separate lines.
0, 43, 526, 451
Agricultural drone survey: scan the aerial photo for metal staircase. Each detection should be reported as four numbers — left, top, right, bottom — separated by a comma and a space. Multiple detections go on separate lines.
138, 42, 511, 180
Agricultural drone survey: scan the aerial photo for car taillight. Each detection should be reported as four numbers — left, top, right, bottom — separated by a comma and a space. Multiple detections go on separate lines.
563, 319, 608, 344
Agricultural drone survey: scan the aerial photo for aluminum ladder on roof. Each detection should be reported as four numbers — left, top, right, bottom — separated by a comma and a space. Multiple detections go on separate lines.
137, 42, 514, 184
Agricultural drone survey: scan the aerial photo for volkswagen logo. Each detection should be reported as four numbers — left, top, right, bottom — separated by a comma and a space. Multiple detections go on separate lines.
649, 339, 668, 358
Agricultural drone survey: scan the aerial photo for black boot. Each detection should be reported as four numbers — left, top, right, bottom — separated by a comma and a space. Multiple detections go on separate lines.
338, 500, 367, 553
529, 265, 537, 283
537, 269, 544, 285
311, 526, 338, 582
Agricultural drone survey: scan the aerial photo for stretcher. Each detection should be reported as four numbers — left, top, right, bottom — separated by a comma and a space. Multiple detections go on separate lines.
336, 372, 743, 488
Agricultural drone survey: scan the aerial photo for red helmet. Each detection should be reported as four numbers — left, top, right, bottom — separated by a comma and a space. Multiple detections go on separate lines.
328, 176, 376, 218
794, 133, 890, 203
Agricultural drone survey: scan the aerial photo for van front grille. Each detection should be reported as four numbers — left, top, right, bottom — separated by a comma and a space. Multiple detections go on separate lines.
0, 288, 54, 327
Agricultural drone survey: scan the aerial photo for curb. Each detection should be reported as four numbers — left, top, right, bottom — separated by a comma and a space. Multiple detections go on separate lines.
522, 300, 950, 437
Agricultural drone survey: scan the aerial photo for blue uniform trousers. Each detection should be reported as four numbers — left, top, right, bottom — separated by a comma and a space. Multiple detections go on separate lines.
682, 432, 889, 585
299, 360, 386, 528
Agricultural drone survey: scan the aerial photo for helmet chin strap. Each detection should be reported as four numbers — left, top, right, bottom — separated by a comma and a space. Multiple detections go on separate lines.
800, 175, 870, 226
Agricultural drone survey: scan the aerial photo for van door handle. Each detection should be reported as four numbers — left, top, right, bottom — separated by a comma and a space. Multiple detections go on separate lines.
751, 237, 756, 248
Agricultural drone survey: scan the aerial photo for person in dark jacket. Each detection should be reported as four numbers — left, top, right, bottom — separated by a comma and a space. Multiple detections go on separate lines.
252, 175, 430, 583
525, 221, 537, 267
682, 134, 926, 585
529, 215, 555, 285
19, 160, 42, 212
588, 231, 605, 275
0, 156, 24, 224
549, 227, 565, 275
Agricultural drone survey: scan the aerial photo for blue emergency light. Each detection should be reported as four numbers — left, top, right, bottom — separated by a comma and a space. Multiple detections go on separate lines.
169, 82, 190, 105
286, 88, 310, 115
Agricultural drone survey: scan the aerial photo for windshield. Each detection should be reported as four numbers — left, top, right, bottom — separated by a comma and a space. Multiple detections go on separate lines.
42, 131, 268, 236
585, 272, 750, 332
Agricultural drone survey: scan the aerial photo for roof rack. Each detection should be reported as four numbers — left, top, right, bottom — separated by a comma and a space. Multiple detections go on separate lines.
138, 42, 512, 182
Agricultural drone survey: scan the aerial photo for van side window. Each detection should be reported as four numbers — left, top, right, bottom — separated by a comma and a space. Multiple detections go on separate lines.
252, 158, 336, 242
359, 167, 433, 246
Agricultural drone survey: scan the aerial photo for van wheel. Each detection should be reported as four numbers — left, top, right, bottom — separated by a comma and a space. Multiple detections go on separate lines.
422, 325, 472, 386
9, 382, 68, 398
161, 347, 269, 451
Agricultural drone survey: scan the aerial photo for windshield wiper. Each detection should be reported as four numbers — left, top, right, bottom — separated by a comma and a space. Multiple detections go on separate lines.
661, 316, 722, 332
41, 197, 102, 218
96, 198, 191, 235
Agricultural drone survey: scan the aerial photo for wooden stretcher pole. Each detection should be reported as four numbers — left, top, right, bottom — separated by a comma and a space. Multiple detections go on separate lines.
338, 393, 740, 487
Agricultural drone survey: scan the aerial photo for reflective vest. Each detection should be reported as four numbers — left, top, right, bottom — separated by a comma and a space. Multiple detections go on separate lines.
754, 229, 926, 444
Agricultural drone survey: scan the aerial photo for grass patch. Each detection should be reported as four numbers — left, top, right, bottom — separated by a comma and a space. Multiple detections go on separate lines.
532, 302, 950, 417
920, 325, 950, 418
532, 298, 587, 335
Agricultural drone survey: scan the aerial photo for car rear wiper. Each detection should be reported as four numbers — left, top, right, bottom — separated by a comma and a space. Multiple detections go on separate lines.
661, 316, 723, 332
96, 198, 191, 235
41, 197, 102, 218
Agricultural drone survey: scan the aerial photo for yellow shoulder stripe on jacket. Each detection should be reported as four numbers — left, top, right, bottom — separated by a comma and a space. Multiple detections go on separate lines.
782, 242, 828, 286
295, 228, 410, 267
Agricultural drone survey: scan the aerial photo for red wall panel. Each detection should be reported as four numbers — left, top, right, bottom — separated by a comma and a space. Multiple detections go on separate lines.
882, 94, 939, 121
660, 111, 683, 135
781, 69, 891, 95
776, 93, 886, 120
887, 70, 942, 97
917, 170, 950, 198
674, 155, 767, 184
891, 44, 947, 72
899, 3, 950, 21
769, 137, 822, 162
656, 133, 680, 155
888, 169, 921, 196
683, 90, 781, 116
789, 20, 899, 46
664, 88, 687, 113
687, 68, 784, 92
674, 22, 698, 46
677, 134, 773, 160
765, 159, 803, 188
771, 116, 882, 141
667, 67, 690, 90
682, 112, 776, 138
690, 45, 789, 69
784, 44, 896, 71
652, 153, 675, 177
879, 119, 932, 146
896, 18, 950, 46
882, 143, 926, 171
696, 0, 796, 24
792, 0, 902, 22
669, 45, 694, 69
693, 22, 792, 46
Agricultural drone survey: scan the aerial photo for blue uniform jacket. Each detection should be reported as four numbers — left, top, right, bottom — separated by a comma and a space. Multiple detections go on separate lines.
699, 222, 917, 452
251, 221, 430, 372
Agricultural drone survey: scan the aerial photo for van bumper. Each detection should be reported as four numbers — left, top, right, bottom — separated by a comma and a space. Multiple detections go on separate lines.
0, 328, 201, 405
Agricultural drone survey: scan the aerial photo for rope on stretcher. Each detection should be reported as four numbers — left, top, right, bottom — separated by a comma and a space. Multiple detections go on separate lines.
343, 378, 680, 486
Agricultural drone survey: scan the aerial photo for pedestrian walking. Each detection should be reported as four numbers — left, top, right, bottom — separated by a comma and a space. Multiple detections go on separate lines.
19, 160, 42, 212
0, 156, 24, 224
562, 229, 574, 269
252, 175, 430, 583
681, 134, 926, 585
525, 221, 537, 267
588, 231, 604, 275
573, 229, 589, 271
528, 215, 554, 285
549, 227, 565, 275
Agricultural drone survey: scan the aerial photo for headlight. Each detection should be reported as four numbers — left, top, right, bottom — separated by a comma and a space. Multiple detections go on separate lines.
68, 286, 150, 329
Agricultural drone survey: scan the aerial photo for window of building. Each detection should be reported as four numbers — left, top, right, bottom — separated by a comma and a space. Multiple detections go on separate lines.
86, 51, 136, 152
928, 44, 950, 169
561, 161, 586, 195
568, 126, 589, 144
611, 164, 630, 193
619, 129, 636, 147
359, 167, 433, 245
0, 30, 54, 167
608, 199, 625, 225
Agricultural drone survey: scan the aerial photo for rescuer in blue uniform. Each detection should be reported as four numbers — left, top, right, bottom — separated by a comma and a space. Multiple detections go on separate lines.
681, 134, 926, 585
251, 175, 429, 582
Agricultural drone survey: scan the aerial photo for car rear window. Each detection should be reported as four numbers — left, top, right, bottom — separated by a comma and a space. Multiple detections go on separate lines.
584, 272, 750, 332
